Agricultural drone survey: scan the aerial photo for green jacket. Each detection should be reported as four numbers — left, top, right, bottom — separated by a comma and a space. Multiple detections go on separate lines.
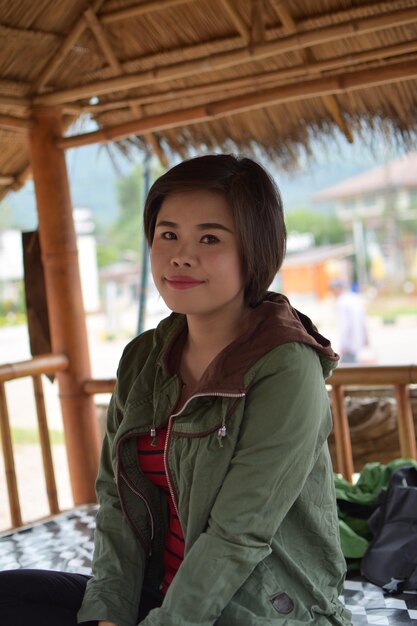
78, 293, 352, 626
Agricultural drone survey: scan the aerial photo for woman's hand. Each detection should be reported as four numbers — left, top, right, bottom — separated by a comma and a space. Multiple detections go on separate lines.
98, 622, 118, 626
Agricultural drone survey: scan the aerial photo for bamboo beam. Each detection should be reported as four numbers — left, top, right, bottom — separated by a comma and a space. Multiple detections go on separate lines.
83, 8, 168, 167
57, 59, 417, 149
83, 378, 116, 394
269, 0, 296, 33
273, 1, 354, 143
33, 375, 60, 515
29, 107, 100, 505
0, 354, 69, 382
83, 7, 120, 73
146, 131, 169, 169
0, 95, 30, 110
322, 94, 354, 143
251, 0, 266, 44
32, 0, 107, 92
75, 40, 417, 114
99, 0, 196, 23
0, 175, 14, 186
0, 382, 22, 527
330, 365, 417, 387
0, 115, 32, 131
34, 6, 417, 106
219, 0, 250, 43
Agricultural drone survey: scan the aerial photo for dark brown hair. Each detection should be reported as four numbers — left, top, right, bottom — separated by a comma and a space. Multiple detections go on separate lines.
144, 154, 286, 307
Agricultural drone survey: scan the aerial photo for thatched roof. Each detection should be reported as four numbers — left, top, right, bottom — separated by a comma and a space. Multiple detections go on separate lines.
1, 0, 417, 201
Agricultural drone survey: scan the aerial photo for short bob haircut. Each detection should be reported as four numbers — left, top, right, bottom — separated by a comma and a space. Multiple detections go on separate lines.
144, 154, 286, 307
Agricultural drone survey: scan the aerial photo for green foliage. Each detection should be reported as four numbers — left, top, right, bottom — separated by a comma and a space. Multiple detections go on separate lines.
11, 427, 64, 445
0, 281, 27, 326
285, 208, 346, 245
96, 160, 165, 267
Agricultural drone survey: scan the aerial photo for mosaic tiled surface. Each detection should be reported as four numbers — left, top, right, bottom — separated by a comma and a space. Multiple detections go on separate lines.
0, 506, 416, 624
0, 506, 97, 576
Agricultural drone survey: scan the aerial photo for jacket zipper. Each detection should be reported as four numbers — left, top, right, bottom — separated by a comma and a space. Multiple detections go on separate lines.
163, 391, 245, 521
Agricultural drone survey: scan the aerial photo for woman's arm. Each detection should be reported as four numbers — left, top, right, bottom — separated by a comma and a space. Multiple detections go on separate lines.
78, 393, 146, 626
140, 343, 332, 626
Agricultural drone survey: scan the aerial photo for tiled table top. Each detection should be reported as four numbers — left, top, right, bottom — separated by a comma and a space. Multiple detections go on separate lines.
1, 506, 416, 625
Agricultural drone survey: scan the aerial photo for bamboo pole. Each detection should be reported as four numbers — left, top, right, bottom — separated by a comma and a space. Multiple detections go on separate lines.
57, 59, 417, 149
33, 375, 60, 515
330, 365, 417, 387
0, 354, 68, 383
28, 107, 100, 505
83, 8, 169, 167
99, 0, 196, 23
83, 379, 116, 395
0, 382, 22, 527
0, 175, 14, 186
72, 39, 417, 115
330, 385, 354, 482
33, 6, 417, 106
32, 0, 107, 92
272, 1, 354, 143
219, 0, 250, 43
251, 0, 265, 44
82, 365, 417, 392
0, 95, 30, 109
0, 115, 32, 131
394, 384, 417, 460
58, 104, 210, 148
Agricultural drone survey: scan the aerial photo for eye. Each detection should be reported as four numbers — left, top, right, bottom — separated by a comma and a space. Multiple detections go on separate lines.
161, 231, 177, 240
200, 234, 220, 244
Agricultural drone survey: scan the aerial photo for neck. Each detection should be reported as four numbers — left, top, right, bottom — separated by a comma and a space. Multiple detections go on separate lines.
179, 301, 251, 388
186, 303, 250, 354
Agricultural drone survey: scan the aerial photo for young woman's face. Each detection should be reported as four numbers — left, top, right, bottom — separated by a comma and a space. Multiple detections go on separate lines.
150, 190, 245, 318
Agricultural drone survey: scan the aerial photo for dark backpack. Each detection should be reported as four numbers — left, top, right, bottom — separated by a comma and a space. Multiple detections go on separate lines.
361, 465, 417, 592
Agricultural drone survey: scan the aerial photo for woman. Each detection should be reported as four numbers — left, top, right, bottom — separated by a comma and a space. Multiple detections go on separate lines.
0, 154, 351, 626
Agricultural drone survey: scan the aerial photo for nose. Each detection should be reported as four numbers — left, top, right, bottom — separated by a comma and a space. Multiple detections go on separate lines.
170, 243, 196, 268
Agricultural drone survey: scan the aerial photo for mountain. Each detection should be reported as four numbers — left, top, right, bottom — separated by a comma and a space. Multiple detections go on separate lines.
1, 135, 405, 230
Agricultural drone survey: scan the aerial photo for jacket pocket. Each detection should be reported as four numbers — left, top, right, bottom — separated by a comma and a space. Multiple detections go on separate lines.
218, 560, 300, 625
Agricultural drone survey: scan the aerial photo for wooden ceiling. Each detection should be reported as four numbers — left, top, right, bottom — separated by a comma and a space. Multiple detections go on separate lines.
1, 0, 417, 201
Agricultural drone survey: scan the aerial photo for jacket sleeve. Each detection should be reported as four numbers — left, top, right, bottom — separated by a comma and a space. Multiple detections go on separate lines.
77, 391, 146, 626
140, 342, 332, 626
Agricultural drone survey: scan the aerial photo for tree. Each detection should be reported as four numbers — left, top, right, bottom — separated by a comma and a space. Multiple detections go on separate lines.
285, 208, 346, 246
96, 159, 165, 267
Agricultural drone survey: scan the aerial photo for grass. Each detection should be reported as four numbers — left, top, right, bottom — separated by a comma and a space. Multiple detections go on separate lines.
367, 296, 417, 320
10, 427, 65, 445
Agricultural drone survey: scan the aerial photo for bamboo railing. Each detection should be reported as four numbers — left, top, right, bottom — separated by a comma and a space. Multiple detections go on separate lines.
0, 354, 69, 527
1, 357, 416, 529
329, 365, 417, 482
83, 364, 417, 484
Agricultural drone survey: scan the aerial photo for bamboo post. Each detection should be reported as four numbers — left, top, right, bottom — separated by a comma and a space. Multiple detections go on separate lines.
0, 382, 22, 527
330, 385, 354, 482
394, 383, 417, 460
28, 107, 100, 504
32, 375, 60, 514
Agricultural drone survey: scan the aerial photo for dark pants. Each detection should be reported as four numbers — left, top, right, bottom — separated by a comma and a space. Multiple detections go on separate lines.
0, 569, 162, 626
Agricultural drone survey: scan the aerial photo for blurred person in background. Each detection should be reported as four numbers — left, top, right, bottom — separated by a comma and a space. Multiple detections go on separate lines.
333, 280, 369, 364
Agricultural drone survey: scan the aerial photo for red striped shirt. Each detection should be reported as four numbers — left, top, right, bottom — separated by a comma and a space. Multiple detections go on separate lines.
137, 427, 185, 594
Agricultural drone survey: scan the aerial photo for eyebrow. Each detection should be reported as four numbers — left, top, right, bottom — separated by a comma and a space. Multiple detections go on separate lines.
155, 220, 233, 233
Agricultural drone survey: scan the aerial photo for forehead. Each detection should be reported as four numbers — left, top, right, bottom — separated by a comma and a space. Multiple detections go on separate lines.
158, 190, 233, 224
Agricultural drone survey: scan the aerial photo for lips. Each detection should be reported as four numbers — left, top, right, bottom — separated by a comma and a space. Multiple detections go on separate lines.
165, 276, 204, 290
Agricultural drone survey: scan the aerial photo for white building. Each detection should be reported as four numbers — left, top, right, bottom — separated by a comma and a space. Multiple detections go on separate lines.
313, 153, 417, 286
0, 209, 100, 313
